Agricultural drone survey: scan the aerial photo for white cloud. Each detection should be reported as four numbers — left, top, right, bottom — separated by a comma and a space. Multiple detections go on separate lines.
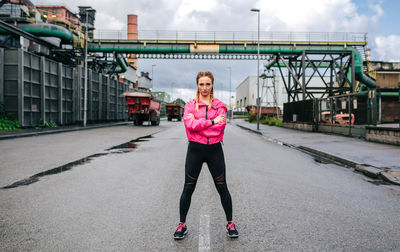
374, 35, 400, 62
96, 12, 124, 30
255, 0, 380, 32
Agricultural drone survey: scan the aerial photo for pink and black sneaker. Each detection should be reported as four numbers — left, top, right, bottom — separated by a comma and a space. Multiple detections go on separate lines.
174, 222, 188, 240
226, 221, 239, 238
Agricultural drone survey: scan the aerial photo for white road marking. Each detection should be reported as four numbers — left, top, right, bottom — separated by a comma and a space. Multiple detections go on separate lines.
199, 213, 211, 252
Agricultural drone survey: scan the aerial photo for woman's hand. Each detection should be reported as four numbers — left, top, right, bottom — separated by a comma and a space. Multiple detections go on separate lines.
187, 113, 195, 119
214, 114, 226, 124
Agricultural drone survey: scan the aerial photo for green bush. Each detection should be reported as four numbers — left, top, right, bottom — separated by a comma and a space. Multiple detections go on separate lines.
0, 118, 20, 130
259, 116, 283, 127
0, 103, 21, 130
247, 113, 257, 123
35, 119, 58, 129
268, 119, 275, 126
247, 114, 283, 127
260, 116, 269, 124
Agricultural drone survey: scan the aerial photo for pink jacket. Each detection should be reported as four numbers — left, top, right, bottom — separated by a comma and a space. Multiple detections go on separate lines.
184, 98, 227, 145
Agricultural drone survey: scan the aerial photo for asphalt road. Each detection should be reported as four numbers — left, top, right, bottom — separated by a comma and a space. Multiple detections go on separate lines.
1, 121, 400, 251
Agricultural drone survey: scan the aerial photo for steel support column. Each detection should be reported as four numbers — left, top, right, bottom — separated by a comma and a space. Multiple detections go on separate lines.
40, 56, 46, 126
0, 48, 4, 105
302, 50, 306, 100
18, 49, 24, 126
58, 62, 63, 125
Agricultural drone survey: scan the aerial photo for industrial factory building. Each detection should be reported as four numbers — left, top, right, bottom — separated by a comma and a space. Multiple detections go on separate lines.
0, 0, 154, 128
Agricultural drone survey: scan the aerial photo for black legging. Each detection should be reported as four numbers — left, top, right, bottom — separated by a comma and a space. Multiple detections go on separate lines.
179, 141, 232, 222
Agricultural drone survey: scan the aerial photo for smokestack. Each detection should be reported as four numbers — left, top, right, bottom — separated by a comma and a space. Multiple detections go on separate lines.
127, 14, 138, 68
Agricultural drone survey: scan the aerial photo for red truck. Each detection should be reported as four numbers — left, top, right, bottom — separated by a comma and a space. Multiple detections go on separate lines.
123, 91, 161, 126
166, 104, 184, 121
320, 111, 355, 126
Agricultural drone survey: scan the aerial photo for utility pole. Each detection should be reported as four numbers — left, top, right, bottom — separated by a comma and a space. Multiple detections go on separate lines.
251, 8, 261, 130
228, 67, 232, 122
83, 8, 94, 127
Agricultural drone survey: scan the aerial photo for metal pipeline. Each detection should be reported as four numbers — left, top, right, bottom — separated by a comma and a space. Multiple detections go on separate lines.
265, 55, 277, 69
113, 54, 128, 74
105, 54, 128, 74
88, 43, 376, 88
12, 23, 74, 43
356, 91, 398, 97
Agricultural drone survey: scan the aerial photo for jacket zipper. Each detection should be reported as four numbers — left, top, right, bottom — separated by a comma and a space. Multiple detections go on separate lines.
206, 106, 209, 145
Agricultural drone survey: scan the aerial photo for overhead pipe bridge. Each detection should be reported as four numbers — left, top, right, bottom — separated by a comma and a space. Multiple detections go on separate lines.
88, 30, 375, 101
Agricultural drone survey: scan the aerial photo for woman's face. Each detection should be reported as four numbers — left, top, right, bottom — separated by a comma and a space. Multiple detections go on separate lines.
197, 76, 213, 97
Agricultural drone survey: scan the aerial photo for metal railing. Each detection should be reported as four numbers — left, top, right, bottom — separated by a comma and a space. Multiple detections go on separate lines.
94, 30, 367, 44
316, 91, 373, 128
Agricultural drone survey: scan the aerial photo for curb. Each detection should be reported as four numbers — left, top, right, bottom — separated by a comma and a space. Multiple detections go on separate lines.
354, 164, 382, 179
235, 124, 262, 135
0, 122, 131, 140
235, 123, 399, 186
297, 146, 359, 168
381, 171, 400, 185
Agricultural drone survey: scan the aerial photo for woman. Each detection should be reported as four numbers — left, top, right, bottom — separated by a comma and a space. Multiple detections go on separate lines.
174, 71, 239, 239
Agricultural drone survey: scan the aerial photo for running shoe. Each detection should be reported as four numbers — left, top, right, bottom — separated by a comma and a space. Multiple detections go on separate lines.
226, 221, 239, 238
174, 222, 188, 240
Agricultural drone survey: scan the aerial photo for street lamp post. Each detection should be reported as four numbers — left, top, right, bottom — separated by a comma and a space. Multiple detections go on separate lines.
151, 64, 156, 89
251, 8, 260, 130
227, 67, 232, 123
83, 8, 94, 127
171, 82, 174, 102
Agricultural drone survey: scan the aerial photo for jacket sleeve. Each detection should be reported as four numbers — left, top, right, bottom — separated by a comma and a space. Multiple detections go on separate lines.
184, 102, 212, 132
198, 107, 227, 137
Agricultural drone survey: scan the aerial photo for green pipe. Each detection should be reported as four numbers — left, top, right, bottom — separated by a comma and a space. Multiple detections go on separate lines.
380, 92, 399, 97
265, 56, 277, 69
360, 84, 369, 92
88, 44, 190, 53
357, 92, 398, 97
114, 54, 128, 74
106, 54, 128, 74
17, 23, 73, 43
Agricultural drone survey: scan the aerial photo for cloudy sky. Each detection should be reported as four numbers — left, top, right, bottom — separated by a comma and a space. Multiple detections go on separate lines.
32, 0, 400, 103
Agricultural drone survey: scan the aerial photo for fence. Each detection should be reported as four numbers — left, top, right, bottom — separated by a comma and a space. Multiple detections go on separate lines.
0, 48, 129, 127
283, 90, 400, 136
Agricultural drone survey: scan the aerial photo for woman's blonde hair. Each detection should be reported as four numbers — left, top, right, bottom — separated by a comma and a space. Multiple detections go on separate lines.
195, 71, 214, 111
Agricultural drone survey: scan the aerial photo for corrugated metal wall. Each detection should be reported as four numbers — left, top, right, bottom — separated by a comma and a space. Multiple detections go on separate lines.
1, 48, 129, 127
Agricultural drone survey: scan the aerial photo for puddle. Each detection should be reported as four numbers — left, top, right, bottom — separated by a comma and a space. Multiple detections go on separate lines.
106, 135, 152, 151
2, 135, 154, 190
2, 153, 108, 189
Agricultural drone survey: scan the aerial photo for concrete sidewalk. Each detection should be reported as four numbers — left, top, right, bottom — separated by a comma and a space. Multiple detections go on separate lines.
0, 118, 170, 140
0, 121, 131, 140
233, 119, 400, 185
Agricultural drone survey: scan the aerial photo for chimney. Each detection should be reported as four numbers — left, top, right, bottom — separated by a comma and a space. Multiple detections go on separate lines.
127, 14, 138, 68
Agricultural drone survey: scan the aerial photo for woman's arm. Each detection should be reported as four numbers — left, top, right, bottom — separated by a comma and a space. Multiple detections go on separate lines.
198, 108, 227, 137
183, 103, 212, 132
